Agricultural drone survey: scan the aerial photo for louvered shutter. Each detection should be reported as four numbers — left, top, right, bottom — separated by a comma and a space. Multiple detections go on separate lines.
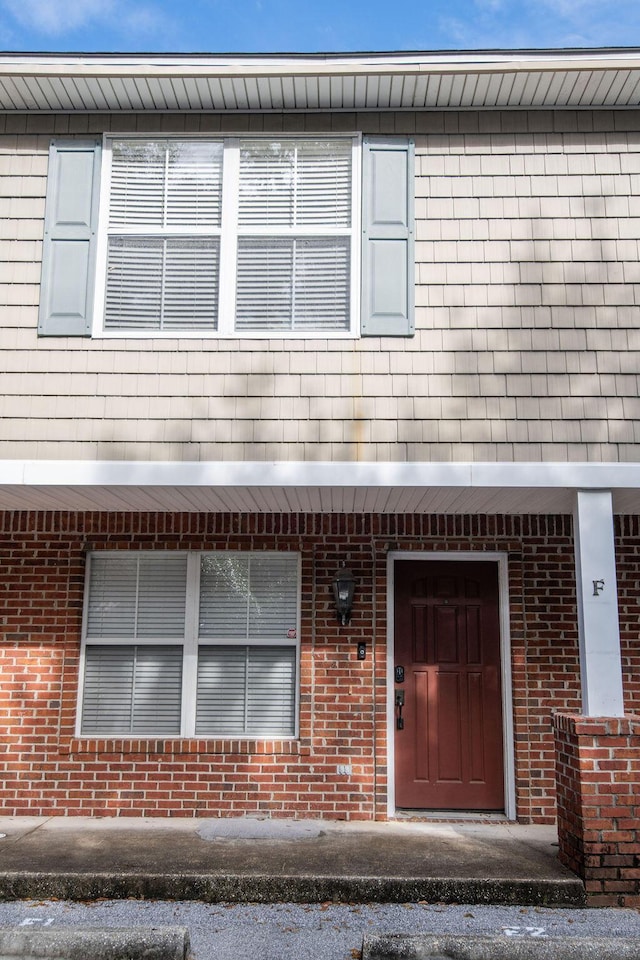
38, 140, 101, 336
81, 644, 183, 735
196, 645, 296, 736
236, 139, 352, 332
361, 136, 415, 337
105, 139, 222, 331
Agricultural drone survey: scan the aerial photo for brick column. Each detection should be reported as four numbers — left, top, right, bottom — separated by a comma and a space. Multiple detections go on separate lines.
554, 712, 640, 906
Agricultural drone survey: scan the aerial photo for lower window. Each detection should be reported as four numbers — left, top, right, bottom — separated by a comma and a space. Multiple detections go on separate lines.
79, 552, 299, 738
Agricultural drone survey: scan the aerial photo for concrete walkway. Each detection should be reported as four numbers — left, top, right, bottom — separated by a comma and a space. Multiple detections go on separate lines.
0, 817, 584, 906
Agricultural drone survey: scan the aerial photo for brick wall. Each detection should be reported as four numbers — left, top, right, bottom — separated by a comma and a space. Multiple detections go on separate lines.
1, 510, 639, 819
554, 712, 640, 907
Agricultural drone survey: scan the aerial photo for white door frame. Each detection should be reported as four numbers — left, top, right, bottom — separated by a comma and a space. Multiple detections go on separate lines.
386, 551, 516, 820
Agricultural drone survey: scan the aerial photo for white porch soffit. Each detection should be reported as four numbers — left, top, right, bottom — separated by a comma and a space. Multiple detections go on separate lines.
0, 461, 639, 515
3, 49, 640, 112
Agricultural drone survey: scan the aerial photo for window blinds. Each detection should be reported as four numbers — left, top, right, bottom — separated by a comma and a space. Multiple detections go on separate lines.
81, 644, 183, 735
196, 645, 296, 736
105, 140, 222, 331
104, 236, 219, 331
237, 139, 352, 227
236, 139, 352, 332
198, 553, 298, 639
109, 140, 223, 229
87, 554, 187, 638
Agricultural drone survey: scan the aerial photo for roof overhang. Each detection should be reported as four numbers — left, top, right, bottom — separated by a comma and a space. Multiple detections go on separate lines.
3, 48, 640, 113
1, 460, 639, 515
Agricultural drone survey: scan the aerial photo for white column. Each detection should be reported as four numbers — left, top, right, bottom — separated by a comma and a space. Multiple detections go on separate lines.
573, 490, 624, 717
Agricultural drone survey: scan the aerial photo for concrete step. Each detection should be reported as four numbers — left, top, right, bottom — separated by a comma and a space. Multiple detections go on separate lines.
0, 871, 585, 906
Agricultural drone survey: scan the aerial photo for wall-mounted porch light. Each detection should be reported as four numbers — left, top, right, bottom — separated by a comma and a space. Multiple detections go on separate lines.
332, 566, 356, 626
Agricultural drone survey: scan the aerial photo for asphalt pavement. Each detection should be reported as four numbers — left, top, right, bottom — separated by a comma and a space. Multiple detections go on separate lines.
2, 898, 640, 960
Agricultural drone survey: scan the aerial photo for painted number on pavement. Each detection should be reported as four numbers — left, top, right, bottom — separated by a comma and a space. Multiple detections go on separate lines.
503, 927, 547, 937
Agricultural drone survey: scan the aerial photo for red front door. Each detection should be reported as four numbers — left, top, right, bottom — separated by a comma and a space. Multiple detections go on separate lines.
394, 560, 504, 811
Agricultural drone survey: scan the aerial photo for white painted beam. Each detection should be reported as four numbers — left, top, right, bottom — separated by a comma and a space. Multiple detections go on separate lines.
573, 490, 625, 717
1, 458, 640, 491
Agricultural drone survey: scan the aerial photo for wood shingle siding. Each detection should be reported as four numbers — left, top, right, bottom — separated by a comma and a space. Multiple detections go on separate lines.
2, 109, 640, 463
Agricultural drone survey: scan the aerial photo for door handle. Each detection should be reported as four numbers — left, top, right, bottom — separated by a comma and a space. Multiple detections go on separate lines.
395, 689, 405, 730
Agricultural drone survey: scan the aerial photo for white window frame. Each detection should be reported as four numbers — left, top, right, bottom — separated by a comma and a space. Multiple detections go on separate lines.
76, 550, 301, 739
93, 133, 361, 340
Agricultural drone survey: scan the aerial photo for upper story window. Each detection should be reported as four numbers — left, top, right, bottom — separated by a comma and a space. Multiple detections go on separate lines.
39, 135, 413, 340
98, 136, 358, 337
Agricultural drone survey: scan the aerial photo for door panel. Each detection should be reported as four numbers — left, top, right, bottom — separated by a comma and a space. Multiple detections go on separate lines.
394, 560, 504, 811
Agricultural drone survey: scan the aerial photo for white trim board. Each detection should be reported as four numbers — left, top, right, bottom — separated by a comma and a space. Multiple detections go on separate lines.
0, 460, 639, 515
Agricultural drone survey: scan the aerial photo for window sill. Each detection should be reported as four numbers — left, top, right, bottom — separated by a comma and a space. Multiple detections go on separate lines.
61, 737, 302, 756
93, 330, 359, 340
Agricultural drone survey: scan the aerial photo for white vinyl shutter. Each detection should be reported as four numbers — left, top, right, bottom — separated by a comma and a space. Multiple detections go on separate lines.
361, 136, 415, 336
196, 645, 296, 736
39, 140, 102, 336
81, 644, 183, 735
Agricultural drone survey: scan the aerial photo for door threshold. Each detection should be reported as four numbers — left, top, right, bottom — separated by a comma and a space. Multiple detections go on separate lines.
394, 809, 509, 823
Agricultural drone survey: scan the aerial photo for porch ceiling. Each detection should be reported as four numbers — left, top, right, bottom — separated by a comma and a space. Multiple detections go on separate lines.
0, 461, 639, 515
2, 49, 640, 113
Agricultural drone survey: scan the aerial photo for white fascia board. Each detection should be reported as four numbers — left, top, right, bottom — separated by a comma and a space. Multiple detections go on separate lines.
3, 51, 640, 76
470, 461, 640, 489
2, 459, 639, 491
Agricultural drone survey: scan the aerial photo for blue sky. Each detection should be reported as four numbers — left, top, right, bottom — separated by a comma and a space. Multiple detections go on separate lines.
0, 0, 640, 54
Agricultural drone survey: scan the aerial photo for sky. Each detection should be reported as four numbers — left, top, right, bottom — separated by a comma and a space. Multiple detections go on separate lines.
0, 0, 640, 55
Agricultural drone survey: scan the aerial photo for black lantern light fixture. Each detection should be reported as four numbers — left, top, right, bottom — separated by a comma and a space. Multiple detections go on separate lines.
332, 566, 356, 626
